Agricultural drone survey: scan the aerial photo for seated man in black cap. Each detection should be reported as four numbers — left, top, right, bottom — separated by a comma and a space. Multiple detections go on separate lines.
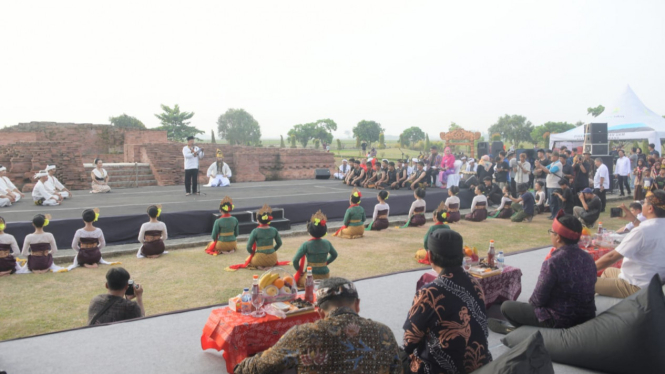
481, 176, 502, 205
403, 229, 492, 374
235, 277, 402, 374
573, 188, 602, 227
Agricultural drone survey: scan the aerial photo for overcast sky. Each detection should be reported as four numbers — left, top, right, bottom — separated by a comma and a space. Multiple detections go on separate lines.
2, 1, 664, 139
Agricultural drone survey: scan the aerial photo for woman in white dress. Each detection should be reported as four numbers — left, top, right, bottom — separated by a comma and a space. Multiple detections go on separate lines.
91, 159, 111, 194
0, 216, 26, 275
138, 205, 168, 258
68, 209, 119, 271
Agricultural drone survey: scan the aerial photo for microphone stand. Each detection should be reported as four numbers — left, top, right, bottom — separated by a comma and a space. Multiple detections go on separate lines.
195, 146, 206, 196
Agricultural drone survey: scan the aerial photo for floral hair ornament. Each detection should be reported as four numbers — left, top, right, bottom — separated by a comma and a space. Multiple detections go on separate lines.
156, 204, 162, 218
93, 207, 100, 222
258, 204, 273, 223
216, 149, 224, 158
311, 210, 328, 226
221, 196, 234, 212
436, 202, 448, 221
0, 223, 5, 231
44, 214, 52, 227
384, 192, 389, 200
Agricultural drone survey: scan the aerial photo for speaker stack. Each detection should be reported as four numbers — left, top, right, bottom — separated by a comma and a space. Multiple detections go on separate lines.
491, 141, 504, 156
583, 123, 609, 156
477, 142, 489, 158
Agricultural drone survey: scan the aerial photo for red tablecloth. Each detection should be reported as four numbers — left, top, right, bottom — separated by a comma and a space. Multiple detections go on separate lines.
584, 247, 623, 276
201, 307, 320, 373
416, 266, 523, 308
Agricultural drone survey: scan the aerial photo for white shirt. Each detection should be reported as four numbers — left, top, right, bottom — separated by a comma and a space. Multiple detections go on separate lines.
615, 156, 631, 176
206, 161, 232, 178
372, 202, 390, 221
92, 168, 108, 180
21, 232, 58, 256
594, 163, 610, 189
496, 196, 513, 210
183, 146, 204, 170
546, 160, 563, 189
0, 233, 20, 256
72, 228, 106, 252
508, 158, 517, 179
615, 218, 665, 288
466, 163, 477, 172
408, 199, 426, 218
45, 175, 66, 193
514, 161, 531, 184
338, 164, 350, 174
32, 180, 55, 201
470, 194, 488, 211
623, 213, 647, 232
453, 160, 462, 174
535, 191, 546, 206
138, 221, 168, 244
445, 195, 460, 208
0, 176, 17, 193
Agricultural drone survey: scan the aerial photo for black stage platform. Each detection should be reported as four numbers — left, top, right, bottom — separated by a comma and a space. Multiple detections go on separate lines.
1, 180, 473, 249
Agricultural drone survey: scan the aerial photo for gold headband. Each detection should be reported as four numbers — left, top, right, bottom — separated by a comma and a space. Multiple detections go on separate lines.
646, 191, 665, 210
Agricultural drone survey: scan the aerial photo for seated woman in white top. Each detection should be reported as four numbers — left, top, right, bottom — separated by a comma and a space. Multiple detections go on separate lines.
0, 216, 26, 276
404, 188, 427, 227
489, 186, 515, 219
91, 158, 111, 194
68, 209, 119, 271
21, 214, 66, 273
465, 186, 488, 222
138, 205, 168, 258
368, 190, 390, 231
444, 186, 461, 223
535, 181, 546, 214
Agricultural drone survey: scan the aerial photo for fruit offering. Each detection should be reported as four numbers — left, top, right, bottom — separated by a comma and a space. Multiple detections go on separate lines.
257, 267, 298, 303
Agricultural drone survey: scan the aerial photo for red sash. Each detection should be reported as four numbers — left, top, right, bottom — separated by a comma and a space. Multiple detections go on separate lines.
294, 238, 321, 284
333, 204, 360, 236
205, 213, 234, 255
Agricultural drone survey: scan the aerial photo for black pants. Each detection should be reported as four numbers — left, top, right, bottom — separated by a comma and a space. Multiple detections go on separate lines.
617, 175, 631, 195
426, 168, 438, 186
185, 168, 199, 194
500, 301, 556, 328
594, 188, 607, 212
510, 180, 517, 198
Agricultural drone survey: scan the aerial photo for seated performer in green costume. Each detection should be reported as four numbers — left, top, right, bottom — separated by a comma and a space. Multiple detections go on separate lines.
293, 210, 338, 288
333, 188, 366, 239
415, 202, 451, 264
205, 196, 239, 255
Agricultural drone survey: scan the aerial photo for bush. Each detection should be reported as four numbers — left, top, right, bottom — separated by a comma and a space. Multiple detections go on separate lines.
314, 139, 320, 149
290, 135, 297, 148
280, 135, 285, 148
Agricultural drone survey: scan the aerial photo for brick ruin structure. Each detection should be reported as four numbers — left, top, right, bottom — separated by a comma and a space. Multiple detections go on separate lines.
0, 122, 335, 191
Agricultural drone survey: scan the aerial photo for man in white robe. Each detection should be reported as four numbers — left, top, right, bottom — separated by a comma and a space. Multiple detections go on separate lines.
334, 160, 350, 180
32, 171, 61, 206
45, 165, 72, 199
0, 166, 24, 204
205, 150, 232, 187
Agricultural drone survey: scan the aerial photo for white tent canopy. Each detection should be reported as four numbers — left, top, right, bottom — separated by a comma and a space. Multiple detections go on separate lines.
550, 86, 665, 149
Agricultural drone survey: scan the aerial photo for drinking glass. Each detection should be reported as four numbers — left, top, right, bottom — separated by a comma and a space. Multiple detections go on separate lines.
251, 292, 265, 318
463, 257, 472, 272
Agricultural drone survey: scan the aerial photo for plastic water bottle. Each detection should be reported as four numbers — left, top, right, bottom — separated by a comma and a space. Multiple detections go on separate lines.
241, 288, 252, 315
487, 240, 496, 268
597, 222, 603, 234
305, 267, 314, 303
497, 251, 505, 271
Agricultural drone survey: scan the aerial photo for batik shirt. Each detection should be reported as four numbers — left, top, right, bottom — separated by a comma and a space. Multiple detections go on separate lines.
404, 267, 492, 374
235, 307, 403, 374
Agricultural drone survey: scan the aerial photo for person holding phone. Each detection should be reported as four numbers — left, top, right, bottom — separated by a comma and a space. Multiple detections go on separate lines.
87, 267, 145, 326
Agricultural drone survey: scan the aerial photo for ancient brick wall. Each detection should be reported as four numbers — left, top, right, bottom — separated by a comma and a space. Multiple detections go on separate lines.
141, 143, 334, 186
0, 142, 89, 191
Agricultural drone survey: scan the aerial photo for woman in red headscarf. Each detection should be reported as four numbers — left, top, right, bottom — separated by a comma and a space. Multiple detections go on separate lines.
439, 147, 455, 188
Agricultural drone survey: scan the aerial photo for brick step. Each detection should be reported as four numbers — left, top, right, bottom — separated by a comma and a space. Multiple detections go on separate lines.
104, 175, 157, 182
85, 167, 153, 174
107, 180, 158, 188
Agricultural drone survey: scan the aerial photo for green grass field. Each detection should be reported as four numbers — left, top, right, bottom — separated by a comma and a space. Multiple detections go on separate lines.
0, 206, 628, 341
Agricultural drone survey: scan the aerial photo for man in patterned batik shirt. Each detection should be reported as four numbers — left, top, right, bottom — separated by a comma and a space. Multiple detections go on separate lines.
403, 229, 491, 374
234, 277, 403, 374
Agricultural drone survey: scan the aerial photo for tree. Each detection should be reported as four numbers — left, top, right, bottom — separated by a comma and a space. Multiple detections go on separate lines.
587, 105, 605, 117
289, 134, 297, 148
109, 114, 146, 129
216, 108, 262, 146
530, 122, 576, 147
287, 119, 337, 149
314, 139, 320, 149
344, 130, 351, 139
425, 134, 431, 150
575, 121, 585, 127
355, 136, 361, 149
449, 122, 463, 132
378, 133, 386, 149
280, 135, 285, 148
352, 120, 383, 147
154, 104, 201, 141
211, 129, 216, 143
288, 123, 316, 148
400, 126, 425, 147
488, 114, 534, 148
337, 139, 342, 150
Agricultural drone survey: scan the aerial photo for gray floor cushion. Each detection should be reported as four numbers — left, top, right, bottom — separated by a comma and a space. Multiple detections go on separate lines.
502, 275, 665, 374
473, 331, 553, 374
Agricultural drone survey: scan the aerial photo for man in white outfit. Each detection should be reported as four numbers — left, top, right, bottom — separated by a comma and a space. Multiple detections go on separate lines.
334, 159, 350, 180
594, 158, 610, 212
614, 150, 631, 197
182, 136, 204, 195
32, 171, 61, 206
205, 150, 232, 187
0, 166, 24, 205
45, 165, 72, 199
